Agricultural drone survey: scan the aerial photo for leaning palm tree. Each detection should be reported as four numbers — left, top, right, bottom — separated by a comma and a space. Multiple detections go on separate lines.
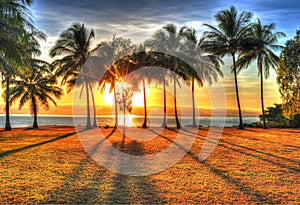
201, 6, 253, 129
183, 28, 224, 127
50, 23, 103, 129
237, 19, 285, 128
9, 60, 62, 129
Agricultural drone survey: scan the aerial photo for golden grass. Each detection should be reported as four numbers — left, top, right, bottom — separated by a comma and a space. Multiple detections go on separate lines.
0, 126, 299, 204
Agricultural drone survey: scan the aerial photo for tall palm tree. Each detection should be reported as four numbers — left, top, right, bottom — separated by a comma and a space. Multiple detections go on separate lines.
201, 6, 253, 129
125, 44, 152, 128
9, 60, 62, 129
0, 0, 37, 131
183, 28, 224, 127
237, 19, 285, 128
50, 23, 103, 129
144, 31, 171, 128
162, 23, 190, 129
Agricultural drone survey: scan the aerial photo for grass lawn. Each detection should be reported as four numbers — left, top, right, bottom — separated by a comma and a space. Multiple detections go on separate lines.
0, 126, 299, 204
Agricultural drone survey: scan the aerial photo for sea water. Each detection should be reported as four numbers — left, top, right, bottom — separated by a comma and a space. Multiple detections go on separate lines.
0, 114, 259, 128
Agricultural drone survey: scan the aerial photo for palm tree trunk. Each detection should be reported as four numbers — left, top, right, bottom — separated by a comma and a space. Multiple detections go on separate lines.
89, 83, 97, 127
113, 86, 118, 128
232, 53, 244, 129
192, 76, 197, 127
142, 79, 147, 128
162, 78, 167, 128
32, 97, 38, 129
259, 59, 267, 129
122, 94, 126, 144
5, 76, 11, 131
85, 82, 92, 129
174, 75, 181, 129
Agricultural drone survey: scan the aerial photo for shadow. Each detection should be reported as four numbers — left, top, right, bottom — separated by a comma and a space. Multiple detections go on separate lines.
247, 128, 300, 134
44, 155, 109, 204
147, 128, 280, 204
164, 127, 300, 171
106, 140, 166, 204
217, 129, 300, 149
0, 132, 78, 158
89, 127, 116, 156
166, 127, 201, 140
44, 130, 165, 204
176, 128, 300, 172
42, 128, 119, 203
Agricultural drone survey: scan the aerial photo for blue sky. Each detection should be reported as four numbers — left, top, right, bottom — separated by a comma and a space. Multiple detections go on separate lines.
32, 0, 299, 46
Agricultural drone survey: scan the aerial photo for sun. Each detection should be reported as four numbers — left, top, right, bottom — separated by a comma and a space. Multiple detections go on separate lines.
103, 84, 114, 105
102, 82, 149, 106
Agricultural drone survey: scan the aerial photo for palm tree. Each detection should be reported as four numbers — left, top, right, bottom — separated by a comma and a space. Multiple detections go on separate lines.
144, 31, 171, 128
201, 6, 253, 129
237, 19, 285, 128
99, 70, 119, 127
125, 44, 152, 128
9, 60, 63, 129
1, 30, 45, 131
50, 23, 103, 129
183, 28, 224, 127
0, 0, 37, 131
162, 23, 191, 129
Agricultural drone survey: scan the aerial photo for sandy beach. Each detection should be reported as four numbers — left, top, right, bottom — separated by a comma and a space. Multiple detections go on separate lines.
0, 126, 299, 203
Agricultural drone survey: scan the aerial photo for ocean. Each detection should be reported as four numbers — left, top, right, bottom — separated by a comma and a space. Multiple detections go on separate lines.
0, 114, 259, 128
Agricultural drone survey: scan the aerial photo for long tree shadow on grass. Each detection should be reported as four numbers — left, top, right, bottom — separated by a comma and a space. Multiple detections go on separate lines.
106, 140, 166, 204
43, 128, 116, 203
44, 130, 165, 204
45, 156, 110, 204
0, 131, 80, 158
212, 128, 300, 149
147, 128, 284, 204
171, 126, 300, 149
166, 127, 300, 170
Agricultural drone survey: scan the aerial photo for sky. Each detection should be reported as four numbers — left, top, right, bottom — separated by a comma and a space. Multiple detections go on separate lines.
1, 0, 300, 116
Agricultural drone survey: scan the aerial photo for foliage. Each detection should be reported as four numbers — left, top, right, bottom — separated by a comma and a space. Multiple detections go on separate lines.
115, 82, 137, 114
277, 34, 300, 121
200, 6, 254, 129
237, 19, 285, 128
8, 60, 62, 128
259, 104, 287, 123
256, 104, 300, 128
50, 22, 104, 129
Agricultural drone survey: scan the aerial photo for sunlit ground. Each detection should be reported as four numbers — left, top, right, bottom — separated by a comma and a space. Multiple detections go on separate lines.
0, 126, 299, 203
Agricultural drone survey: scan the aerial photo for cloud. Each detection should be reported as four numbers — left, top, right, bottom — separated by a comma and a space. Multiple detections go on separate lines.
28, 0, 296, 114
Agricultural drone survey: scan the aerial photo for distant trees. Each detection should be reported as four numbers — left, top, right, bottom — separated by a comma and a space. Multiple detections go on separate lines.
258, 104, 300, 128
